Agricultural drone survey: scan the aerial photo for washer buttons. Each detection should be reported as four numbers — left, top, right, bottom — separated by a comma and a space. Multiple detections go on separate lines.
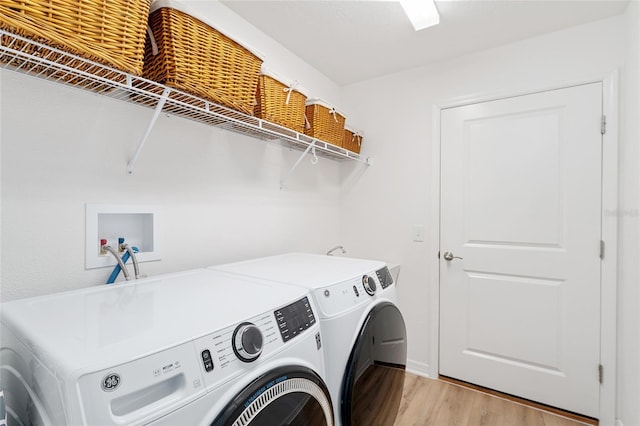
201, 350, 214, 372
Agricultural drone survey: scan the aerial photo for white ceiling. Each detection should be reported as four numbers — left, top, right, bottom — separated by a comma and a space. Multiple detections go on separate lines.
220, 0, 629, 86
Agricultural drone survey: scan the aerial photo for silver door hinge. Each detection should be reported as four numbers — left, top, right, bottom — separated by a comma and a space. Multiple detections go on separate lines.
601, 115, 607, 135
600, 240, 605, 260
599, 364, 603, 384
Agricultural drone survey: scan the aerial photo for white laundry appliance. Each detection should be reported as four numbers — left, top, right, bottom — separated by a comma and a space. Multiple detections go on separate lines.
211, 253, 407, 426
0, 269, 333, 426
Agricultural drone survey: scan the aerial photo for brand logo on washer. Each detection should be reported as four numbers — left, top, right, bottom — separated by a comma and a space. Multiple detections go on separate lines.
101, 373, 121, 392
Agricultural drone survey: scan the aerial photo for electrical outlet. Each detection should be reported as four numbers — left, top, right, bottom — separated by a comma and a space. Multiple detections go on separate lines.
412, 225, 425, 242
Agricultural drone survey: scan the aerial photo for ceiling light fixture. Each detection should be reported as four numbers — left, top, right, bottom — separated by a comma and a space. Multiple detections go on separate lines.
399, 0, 440, 31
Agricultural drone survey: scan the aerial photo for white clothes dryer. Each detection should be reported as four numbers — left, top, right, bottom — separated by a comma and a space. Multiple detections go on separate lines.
211, 253, 407, 426
0, 269, 333, 426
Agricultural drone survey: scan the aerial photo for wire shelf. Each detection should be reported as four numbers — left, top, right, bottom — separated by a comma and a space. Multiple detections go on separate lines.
0, 29, 367, 165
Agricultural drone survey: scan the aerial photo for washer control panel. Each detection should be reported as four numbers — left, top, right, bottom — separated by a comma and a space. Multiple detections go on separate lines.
193, 296, 317, 390
194, 311, 278, 382
274, 296, 316, 342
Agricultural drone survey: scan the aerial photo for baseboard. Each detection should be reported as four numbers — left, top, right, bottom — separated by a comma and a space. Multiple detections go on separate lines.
406, 359, 432, 378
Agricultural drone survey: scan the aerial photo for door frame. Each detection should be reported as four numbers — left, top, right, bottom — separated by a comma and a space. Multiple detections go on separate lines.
427, 71, 619, 424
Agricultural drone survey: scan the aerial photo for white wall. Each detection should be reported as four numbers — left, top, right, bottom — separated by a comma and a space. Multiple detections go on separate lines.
0, 1, 345, 301
1, 1, 638, 424
341, 11, 638, 426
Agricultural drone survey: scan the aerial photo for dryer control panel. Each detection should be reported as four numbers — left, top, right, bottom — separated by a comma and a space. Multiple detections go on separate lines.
314, 274, 377, 317
313, 267, 396, 318
376, 266, 394, 289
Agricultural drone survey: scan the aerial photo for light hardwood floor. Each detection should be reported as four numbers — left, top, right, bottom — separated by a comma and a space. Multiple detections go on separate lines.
393, 373, 595, 426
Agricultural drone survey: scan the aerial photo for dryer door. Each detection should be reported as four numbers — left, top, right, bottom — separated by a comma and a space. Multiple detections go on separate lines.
211, 366, 333, 426
341, 302, 407, 426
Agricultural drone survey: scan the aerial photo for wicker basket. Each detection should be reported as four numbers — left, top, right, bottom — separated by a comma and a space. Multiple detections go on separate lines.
343, 126, 363, 154
304, 99, 346, 147
0, 0, 151, 76
143, 1, 264, 115
255, 70, 307, 133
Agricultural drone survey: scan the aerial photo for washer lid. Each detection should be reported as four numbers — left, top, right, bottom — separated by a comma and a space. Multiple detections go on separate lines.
212, 253, 386, 289
0, 269, 308, 377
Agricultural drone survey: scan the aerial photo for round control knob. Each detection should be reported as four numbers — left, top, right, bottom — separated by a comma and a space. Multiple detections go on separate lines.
362, 275, 377, 296
232, 322, 264, 363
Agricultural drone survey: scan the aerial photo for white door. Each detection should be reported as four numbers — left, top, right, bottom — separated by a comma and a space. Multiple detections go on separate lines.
439, 83, 602, 418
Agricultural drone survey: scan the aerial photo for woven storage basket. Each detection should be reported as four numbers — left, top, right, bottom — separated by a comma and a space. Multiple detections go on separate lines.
304, 99, 346, 147
255, 69, 307, 133
343, 126, 363, 154
0, 0, 151, 76
143, 1, 264, 115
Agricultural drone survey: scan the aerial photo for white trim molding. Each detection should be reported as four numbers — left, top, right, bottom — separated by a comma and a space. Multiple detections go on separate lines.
406, 359, 432, 379
599, 70, 619, 426
428, 104, 442, 380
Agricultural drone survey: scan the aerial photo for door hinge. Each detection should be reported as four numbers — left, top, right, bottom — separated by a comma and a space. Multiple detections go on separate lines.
600, 240, 605, 260
599, 364, 603, 384
601, 115, 607, 135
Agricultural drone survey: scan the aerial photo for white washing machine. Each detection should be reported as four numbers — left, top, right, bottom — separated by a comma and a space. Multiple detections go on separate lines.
0, 269, 333, 426
211, 253, 407, 426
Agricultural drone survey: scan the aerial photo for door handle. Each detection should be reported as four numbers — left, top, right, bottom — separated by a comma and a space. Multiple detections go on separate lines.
443, 251, 463, 261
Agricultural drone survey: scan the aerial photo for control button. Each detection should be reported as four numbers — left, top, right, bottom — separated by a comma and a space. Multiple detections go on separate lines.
353, 285, 360, 297
233, 323, 264, 363
201, 350, 214, 372
193, 379, 202, 388
315, 332, 322, 350
362, 275, 377, 296
153, 369, 161, 377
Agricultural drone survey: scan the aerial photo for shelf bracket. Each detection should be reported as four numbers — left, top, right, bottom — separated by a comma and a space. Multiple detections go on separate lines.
280, 140, 318, 189
127, 87, 171, 175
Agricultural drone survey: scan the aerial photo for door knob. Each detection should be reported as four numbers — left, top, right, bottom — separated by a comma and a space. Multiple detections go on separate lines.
443, 251, 463, 261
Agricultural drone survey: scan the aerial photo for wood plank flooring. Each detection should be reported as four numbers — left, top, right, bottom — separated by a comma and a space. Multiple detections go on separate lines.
393, 373, 596, 426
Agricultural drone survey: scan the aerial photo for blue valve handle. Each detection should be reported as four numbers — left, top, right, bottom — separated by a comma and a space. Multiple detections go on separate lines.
106, 246, 139, 284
